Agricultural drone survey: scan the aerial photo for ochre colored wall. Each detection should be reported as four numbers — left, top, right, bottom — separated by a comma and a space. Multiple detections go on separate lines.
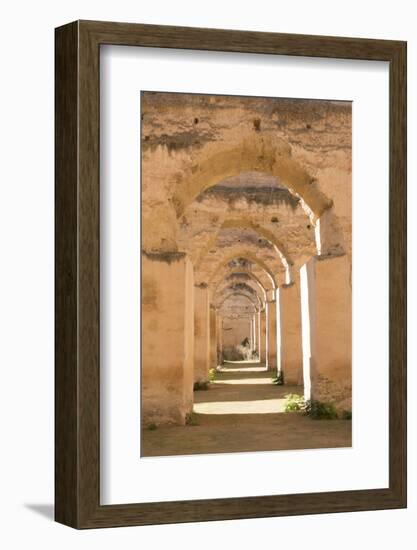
279, 280, 303, 385
141, 253, 194, 425
267, 300, 278, 371
222, 317, 251, 349
141, 92, 352, 418
259, 310, 267, 363
209, 306, 218, 368
301, 255, 352, 410
194, 285, 210, 382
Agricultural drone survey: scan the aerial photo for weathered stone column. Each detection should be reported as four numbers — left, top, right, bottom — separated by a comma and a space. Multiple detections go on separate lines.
216, 313, 223, 365
278, 277, 303, 385
141, 252, 194, 426
193, 283, 210, 383
300, 254, 352, 410
259, 308, 267, 365
209, 305, 217, 369
255, 311, 261, 361
267, 298, 278, 372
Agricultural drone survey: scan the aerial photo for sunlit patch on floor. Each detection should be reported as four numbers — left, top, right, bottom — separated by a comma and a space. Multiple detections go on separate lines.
211, 377, 274, 385
142, 361, 351, 456
194, 398, 287, 415
217, 366, 268, 373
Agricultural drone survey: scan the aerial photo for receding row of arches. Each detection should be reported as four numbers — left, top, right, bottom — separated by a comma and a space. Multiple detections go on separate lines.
141, 93, 352, 427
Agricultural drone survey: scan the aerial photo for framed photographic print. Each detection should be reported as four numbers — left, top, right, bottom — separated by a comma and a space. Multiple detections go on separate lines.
55, 20, 407, 528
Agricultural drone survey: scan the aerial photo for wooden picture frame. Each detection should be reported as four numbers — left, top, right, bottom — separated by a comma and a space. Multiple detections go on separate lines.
55, 20, 407, 529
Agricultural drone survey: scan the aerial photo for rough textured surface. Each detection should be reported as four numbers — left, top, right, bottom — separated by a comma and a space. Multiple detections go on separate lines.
141, 93, 352, 265
301, 255, 352, 409
279, 279, 304, 385
141, 254, 194, 425
142, 362, 351, 456
194, 286, 210, 383
141, 91, 352, 431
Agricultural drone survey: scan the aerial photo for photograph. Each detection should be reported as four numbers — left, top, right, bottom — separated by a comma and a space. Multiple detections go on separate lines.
141, 91, 353, 457
0, 0, 409, 541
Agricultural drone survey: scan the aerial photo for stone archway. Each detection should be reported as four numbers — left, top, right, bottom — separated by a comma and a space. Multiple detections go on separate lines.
211, 263, 274, 296
141, 92, 352, 450
170, 131, 344, 257
201, 248, 279, 288
214, 271, 267, 302
172, 132, 330, 219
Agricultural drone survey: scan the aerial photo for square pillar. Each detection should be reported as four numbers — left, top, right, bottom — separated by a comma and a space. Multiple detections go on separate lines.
209, 305, 217, 369
301, 254, 352, 409
194, 284, 210, 383
259, 309, 267, 365
216, 314, 223, 365
267, 299, 278, 372
255, 311, 261, 361
141, 252, 194, 426
278, 277, 303, 385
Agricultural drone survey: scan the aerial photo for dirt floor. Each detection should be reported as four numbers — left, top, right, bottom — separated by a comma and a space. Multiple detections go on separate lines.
141, 361, 352, 457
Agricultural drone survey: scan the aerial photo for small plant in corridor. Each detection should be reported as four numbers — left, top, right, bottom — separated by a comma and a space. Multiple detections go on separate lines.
193, 380, 210, 391
284, 393, 305, 412
139, 92, 353, 458
304, 400, 338, 420
272, 371, 284, 385
185, 412, 199, 426
147, 423, 158, 431
208, 368, 217, 381
341, 409, 352, 420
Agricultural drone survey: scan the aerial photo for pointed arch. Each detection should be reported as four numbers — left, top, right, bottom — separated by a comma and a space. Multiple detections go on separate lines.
217, 291, 259, 312
172, 131, 332, 220
213, 270, 267, 302
196, 247, 279, 288
215, 281, 264, 310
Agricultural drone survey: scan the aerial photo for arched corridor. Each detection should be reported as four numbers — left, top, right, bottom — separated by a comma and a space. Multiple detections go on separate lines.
143, 360, 350, 457
141, 92, 352, 456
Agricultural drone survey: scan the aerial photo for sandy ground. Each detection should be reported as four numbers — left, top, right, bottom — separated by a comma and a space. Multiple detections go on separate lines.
142, 361, 352, 457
